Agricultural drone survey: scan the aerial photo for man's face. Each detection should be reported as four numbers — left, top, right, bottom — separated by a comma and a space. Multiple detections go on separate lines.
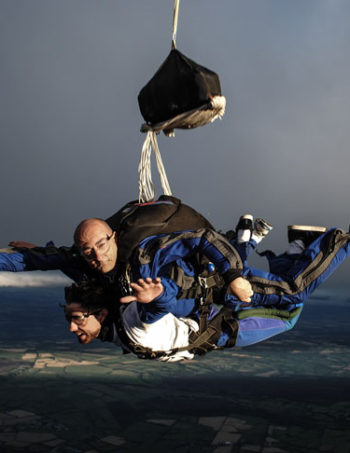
64, 303, 104, 345
76, 221, 118, 273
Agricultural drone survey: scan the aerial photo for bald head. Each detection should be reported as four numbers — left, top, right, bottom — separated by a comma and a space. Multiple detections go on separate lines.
74, 218, 118, 273
74, 218, 112, 244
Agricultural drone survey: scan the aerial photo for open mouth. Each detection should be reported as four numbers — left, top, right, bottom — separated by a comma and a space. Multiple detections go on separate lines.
76, 332, 88, 343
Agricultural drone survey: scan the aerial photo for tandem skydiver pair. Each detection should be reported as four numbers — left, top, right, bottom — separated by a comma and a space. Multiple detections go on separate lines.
0, 196, 344, 362
62, 220, 347, 362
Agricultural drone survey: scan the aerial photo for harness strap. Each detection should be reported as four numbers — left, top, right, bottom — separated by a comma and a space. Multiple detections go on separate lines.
114, 305, 239, 360
114, 262, 232, 360
187, 306, 239, 354
196, 269, 222, 334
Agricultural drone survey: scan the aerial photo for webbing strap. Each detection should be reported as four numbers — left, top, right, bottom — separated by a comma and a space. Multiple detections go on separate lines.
198, 297, 210, 334
186, 307, 239, 355
114, 268, 231, 360
125, 307, 239, 360
197, 273, 218, 334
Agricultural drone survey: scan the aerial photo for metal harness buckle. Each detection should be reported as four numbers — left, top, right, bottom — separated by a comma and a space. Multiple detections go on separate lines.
198, 276, 208, 289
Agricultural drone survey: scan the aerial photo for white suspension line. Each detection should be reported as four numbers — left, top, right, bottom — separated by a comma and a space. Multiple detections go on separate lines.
138, 131, 172, 202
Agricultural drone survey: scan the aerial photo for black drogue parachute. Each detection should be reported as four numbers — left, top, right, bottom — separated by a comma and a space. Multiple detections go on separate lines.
137, 0, 226, 203
138, 48, 225, 135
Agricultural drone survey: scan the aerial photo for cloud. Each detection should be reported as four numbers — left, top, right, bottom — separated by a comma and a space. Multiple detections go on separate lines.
0, 271, 72, 287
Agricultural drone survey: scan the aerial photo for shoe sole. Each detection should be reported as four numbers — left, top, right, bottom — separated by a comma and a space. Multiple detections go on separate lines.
288, 225, 327, 232
255, 218, 273, 231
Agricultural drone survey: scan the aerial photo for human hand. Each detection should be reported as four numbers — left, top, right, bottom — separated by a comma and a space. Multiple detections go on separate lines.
120, 277, 163, 304
227, 277, 253, 302
8, 241, 38, 249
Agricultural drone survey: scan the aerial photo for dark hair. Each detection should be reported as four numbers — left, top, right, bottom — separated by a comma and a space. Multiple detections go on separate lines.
64, 281, 114, 312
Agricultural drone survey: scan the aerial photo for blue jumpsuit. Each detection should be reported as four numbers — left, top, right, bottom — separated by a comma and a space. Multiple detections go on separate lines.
132, 228, 350, 347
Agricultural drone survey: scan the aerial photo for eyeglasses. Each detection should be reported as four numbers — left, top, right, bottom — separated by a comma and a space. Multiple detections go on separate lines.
79, 234, 113, 259
65, 309, 101, 326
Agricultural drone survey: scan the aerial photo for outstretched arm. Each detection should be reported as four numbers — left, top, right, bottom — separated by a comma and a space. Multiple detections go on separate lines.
0, 244, 86, 282
8, 241, 38, 248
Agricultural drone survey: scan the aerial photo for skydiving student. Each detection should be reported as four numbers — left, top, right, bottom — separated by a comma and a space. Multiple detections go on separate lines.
63, 225, 350, 362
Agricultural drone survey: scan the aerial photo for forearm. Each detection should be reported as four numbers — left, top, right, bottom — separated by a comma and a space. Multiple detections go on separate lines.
0, 245, 80, 273
0, 250, 28, 272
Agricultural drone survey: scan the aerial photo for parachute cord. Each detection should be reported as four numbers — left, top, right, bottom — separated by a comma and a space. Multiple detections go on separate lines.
151, 132, 172, 197
138, 131, 172, 203
138, 132, 155, 202
171, 0, 180, 49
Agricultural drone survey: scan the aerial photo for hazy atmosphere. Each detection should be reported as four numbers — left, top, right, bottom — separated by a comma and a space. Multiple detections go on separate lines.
1, 0, 349, 283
